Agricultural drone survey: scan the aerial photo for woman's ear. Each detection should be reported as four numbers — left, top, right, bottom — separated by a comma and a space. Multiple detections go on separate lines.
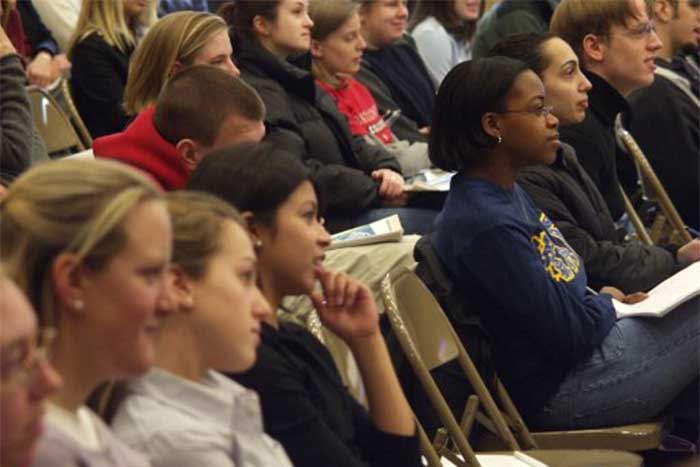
242, 211, 264, 247
310, 39, 323, 59
51, 253, 87, 316
481, 112, 501, 140
252, 14, 271, 38
169, 60, 184, 78
169, 264, 194, 311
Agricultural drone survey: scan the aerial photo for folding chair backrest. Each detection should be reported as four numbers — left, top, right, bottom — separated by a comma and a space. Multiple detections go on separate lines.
59, 78, 93, 148
386, 268, 460, 370
615, 120, 692, 244
28, 86, 85, 157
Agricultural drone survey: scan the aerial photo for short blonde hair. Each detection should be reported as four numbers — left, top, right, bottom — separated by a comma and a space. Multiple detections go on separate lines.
165, 191, 246, 280
67, 0, 157, 58
0, 159, 162, 327
124, 11, 228, 114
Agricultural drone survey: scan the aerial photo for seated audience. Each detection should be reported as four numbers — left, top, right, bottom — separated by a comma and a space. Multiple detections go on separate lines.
472, 0, 559, 59
409, 0, 483, 85
0, 271, 62, 467
223, 0, 437, 234
112, 191, 293, 467
429, 57, 698, 431
310, 0, 431, 176
625, 0, 700, 230
551, 0, 662, 220
357, 0, 436, 143
0, 24, 47, 190
30, 0, 81, 52
96, 65, 265, 190
68, 0, 156, 137
187, 143, 421, 467
490, 33, 700, 293
1, 0, 71, 87
124, 10, 239, 115
0, 159, 173, 465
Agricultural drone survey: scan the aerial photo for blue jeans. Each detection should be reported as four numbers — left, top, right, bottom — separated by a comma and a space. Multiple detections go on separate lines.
531, 296, 699, 430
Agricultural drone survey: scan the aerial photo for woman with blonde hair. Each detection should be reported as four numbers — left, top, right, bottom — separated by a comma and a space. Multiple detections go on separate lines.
124, 10, 239, 115
112, 191, 293, 467
68, 0, 156, 138
0, 158, 173, 465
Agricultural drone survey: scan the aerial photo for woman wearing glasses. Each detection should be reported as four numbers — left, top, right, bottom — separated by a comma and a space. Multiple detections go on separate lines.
429, 57, 699, 433
0, 272, 62, 467
1, 159, 173, 466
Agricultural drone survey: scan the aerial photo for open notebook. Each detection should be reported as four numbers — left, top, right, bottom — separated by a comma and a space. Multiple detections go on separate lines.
328, 215, 403, 250
613, 262, 700, 319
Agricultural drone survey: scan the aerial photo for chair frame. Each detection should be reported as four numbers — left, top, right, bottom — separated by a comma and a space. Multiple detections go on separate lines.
27, 85, 86, 157
616, 125, 692, 245
59, 78, 93, 148
381, 268, 666, 458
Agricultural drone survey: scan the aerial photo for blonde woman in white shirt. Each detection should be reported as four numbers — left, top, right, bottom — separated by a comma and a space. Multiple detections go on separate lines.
0, 159, 173, 467
112, 191, 293, 467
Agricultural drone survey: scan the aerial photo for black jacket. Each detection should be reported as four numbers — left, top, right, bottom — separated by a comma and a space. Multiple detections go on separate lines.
16, 1, 59, 57
235, 38, 401, 216
559, 70, 629, 221
518, 144, 681, 293
70, 32, 133, 138
625, 58, 699, 230
356, 36, 434, 143
230, 322, 421, 467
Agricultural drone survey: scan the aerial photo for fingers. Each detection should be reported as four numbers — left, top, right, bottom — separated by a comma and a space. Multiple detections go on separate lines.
622, 292, 649, 304
313, 266, 361, 310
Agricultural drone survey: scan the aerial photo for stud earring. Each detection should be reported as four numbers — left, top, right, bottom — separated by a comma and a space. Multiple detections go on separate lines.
497, 135, 502, 144
73, 299, 84, 310
254, 239, 263, 248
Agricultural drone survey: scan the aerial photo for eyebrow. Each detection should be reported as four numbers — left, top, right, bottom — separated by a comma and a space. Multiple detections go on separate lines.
560, 59, 577, 69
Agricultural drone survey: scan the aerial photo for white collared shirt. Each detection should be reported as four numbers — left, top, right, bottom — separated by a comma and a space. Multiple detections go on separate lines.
112, 368, 293, 467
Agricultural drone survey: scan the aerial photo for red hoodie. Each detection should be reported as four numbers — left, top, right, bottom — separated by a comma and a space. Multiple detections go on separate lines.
93, 106, 189, 190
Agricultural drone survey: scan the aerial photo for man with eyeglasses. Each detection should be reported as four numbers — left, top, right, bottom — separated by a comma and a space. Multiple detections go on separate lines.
550, 0, 662, 222
624, 0, 700, 231
0, 271, 62, 467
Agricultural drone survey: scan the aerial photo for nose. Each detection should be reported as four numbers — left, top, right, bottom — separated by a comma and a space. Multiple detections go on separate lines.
304, 13, 314, 29
579, 71, 592, 92
251, 286, 272, 321
358, 34, 367, 51
648, 29, 663, 51
546, 111, 559, 129
29, 359, 63, 402
398, 1, 409, 19
317, 219, 332, 248
155, 275, 177, 317
226, 56, 241, 77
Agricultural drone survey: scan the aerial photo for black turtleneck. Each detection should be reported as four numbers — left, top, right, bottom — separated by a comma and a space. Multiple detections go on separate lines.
559, 70, 630, 221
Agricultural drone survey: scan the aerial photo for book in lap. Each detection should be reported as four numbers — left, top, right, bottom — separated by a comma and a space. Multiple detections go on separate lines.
613, 262, 700, 319
328, 215, 403, 250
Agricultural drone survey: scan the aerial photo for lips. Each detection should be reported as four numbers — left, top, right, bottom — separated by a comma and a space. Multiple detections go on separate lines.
578, 99, 588, 109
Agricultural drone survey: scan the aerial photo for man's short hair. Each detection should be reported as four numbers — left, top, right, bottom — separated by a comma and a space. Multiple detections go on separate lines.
551, 0, 655, 61
153, 65, 265, 146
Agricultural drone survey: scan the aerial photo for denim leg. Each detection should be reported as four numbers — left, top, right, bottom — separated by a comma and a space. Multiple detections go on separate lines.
530, 296, 699, 430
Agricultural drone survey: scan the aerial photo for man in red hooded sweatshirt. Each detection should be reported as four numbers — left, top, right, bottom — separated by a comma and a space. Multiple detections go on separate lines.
94, 65, 266, 190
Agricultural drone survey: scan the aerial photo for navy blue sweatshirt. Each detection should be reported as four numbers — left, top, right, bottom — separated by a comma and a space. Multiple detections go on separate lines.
432, 174, 616, 417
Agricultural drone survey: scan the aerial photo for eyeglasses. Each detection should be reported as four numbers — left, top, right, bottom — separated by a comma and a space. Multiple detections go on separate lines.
500, 104, 555, 119
616, 21, 656, 39
0, 328, 56, 390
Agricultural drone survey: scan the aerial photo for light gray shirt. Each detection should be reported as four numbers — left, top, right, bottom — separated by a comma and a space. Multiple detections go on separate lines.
32, 408, 150, 467
112, 368, 293, 467
411, 17, 472, 86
